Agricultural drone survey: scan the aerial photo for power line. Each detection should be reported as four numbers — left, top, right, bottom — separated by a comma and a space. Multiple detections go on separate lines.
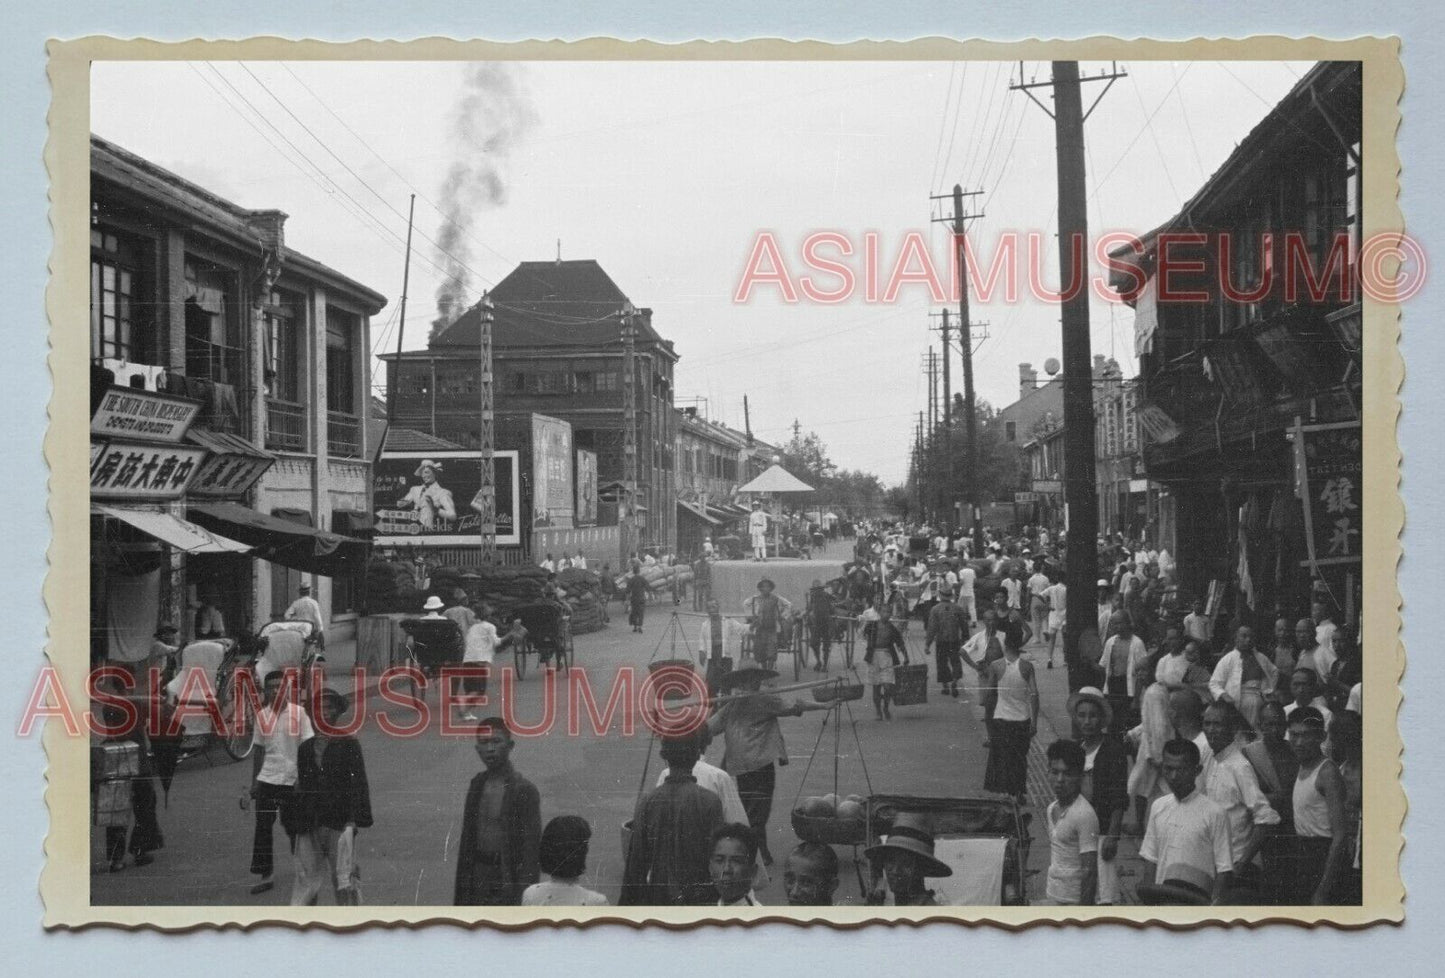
237, 62, 498, 293
1168, 61, 1207, 183
929, 62, 958, 194
1129, 71, 1182, 206
276, 62, 523, 283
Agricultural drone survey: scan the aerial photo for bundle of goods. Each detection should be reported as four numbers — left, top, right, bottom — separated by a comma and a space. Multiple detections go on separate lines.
92, 740, 140, 827
791, 792, 868, 845
568, 593, 606, 634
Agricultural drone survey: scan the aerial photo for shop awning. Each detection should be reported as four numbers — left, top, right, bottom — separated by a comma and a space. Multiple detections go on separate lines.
678, 499, 721, 526
95, 505, 252, 554
705, 505, 743, 523
188, 501, 369, 576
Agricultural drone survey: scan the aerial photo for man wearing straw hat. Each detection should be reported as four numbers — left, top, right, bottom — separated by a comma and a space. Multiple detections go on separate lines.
864, 811, 953, 906
744, 578, 792, 671
707, 656, 830, 868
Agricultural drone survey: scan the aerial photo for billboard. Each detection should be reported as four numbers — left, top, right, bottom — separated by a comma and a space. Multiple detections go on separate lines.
373, 449, 521, 547
531, 414, 574, 529
575, 448, 598, 527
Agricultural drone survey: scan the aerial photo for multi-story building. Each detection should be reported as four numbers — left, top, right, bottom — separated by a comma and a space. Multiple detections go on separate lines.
384, 258, 679, 557
90, 135, 385, 656
1108, 61, 1362, 622
674, 407, 753, 553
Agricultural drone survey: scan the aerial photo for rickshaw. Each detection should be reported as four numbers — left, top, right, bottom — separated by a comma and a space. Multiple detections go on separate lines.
514, 601, 574, 677
863, 793, 1033, 906
399, 616, 465, 701
162, 634, 264, 762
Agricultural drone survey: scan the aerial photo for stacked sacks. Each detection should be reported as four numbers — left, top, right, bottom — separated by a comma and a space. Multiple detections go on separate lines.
557, 567, 606, 634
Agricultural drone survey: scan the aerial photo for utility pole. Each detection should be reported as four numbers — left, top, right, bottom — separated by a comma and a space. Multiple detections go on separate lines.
621, 303, 638, 557
476, 294, 497, 565
386, 194, 416, 427
915, 412, 926, 519
932, 186, 984, 547
1014, 59, 1126, 692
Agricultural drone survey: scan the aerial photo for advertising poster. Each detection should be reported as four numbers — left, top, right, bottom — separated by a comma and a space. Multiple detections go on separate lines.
531, 413, 574, 528
374, 449, 520, 547
575, 448, 598, 527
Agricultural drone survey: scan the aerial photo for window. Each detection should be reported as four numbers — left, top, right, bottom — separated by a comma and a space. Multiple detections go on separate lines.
91, 227, 149, 362
185, 260, 241, 386
326, 308, 358, 414
1005, 420, 1017, 443
264, 291, 301, 402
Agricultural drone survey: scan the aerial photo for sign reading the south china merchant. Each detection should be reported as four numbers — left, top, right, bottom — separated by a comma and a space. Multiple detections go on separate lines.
90, 386, 201, 444
90, 440, 207, 499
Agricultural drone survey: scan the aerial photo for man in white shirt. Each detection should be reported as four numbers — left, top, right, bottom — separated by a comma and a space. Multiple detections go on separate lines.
1026, 564, 1052, 650
956, 563, 977, 622
284, 582, 326, 649
1312, 601, 1338, 654
1207, 626, 1279, 728
1283, 668, 1334, 737
1041, 575, 1067, 669
248, 669, 315, 895
698, 601, 751, 675
1200, 702, 1279, 879
539, 554, 556, 573
1044, 740, 1099, 905
1139, 738, 1234, 904
749, 503, 770, 561
462, 605, 507, 720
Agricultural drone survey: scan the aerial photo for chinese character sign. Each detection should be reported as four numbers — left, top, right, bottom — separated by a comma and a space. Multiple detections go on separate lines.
575, 449, 598, 527
90, 440, 207, 499
531, 414, 575, 529
1296, 421, 1362, 567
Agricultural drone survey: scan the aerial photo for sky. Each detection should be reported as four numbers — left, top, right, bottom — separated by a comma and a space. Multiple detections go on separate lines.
91, 57, 1311, 484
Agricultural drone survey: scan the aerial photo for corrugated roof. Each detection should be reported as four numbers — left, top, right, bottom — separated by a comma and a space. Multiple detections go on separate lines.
430, 260, 672, 354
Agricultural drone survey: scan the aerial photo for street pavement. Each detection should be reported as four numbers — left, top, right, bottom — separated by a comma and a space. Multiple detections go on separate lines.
90, 539, 1143, 908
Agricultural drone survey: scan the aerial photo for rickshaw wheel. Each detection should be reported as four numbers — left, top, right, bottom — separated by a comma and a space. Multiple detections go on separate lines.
219, 678, 255, 761
514, 642, 529, 681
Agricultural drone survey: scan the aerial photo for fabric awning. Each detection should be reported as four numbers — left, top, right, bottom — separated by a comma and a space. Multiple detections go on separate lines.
705, 505, 743, 523
677, 499, 721, 526
188, 501, 368, 576
184, 428, 275, 459
96, 505, 252, 554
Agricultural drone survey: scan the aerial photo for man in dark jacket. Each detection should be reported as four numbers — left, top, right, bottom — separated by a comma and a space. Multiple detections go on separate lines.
455, 717, 541, 906
1068, 686, 1130, 905
805, 580, 834, 673
925, 586, 970, 698
293, 688, 372, 905
626, 562, 650, 634
620, 733, 724, 906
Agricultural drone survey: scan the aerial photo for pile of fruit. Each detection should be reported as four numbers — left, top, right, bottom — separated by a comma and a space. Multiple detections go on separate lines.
792, 792, 869, 844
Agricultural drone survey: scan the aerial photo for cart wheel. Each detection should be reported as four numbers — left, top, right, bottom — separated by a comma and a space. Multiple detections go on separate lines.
219, 678, 255, 761
515, 644, 529, 682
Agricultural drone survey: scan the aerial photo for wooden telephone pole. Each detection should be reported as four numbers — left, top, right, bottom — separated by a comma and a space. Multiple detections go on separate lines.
931, 186, 984, 547
1013, 59, 1126, 691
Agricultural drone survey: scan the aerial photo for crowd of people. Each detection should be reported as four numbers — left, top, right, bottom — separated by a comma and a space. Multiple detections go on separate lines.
97, 516, 1364, 910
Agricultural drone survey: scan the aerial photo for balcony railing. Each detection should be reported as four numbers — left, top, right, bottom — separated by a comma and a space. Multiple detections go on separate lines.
266, 398, 308, 452
327, 410, 362, 459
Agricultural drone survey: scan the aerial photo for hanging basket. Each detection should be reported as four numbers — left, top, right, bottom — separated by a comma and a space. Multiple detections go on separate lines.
791, 806, 868, 846
811, 682, 865, 703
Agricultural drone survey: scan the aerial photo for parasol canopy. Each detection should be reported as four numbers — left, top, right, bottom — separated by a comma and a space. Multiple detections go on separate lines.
737, 464, 814, 494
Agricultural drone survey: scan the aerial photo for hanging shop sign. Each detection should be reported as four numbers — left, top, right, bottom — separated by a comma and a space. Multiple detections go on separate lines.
90, 386, 201, 444
1135, 402, 1181, 445
1294, 419, 1362, 568
1031, 480, 1062, 495
90, 440, 207, 499
1013, 491, 1039, 504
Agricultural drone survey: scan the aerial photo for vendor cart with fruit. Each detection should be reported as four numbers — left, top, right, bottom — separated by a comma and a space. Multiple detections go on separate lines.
788, 677, 876, 894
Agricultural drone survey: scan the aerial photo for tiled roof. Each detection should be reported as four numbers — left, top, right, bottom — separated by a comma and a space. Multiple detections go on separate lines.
382, 428, 467, 452
430, 259, 672, 354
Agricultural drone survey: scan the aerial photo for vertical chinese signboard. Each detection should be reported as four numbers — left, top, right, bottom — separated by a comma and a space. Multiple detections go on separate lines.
530, 414, 575, 529
575, 448, 598, 527
1295, 420, 1362, 569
